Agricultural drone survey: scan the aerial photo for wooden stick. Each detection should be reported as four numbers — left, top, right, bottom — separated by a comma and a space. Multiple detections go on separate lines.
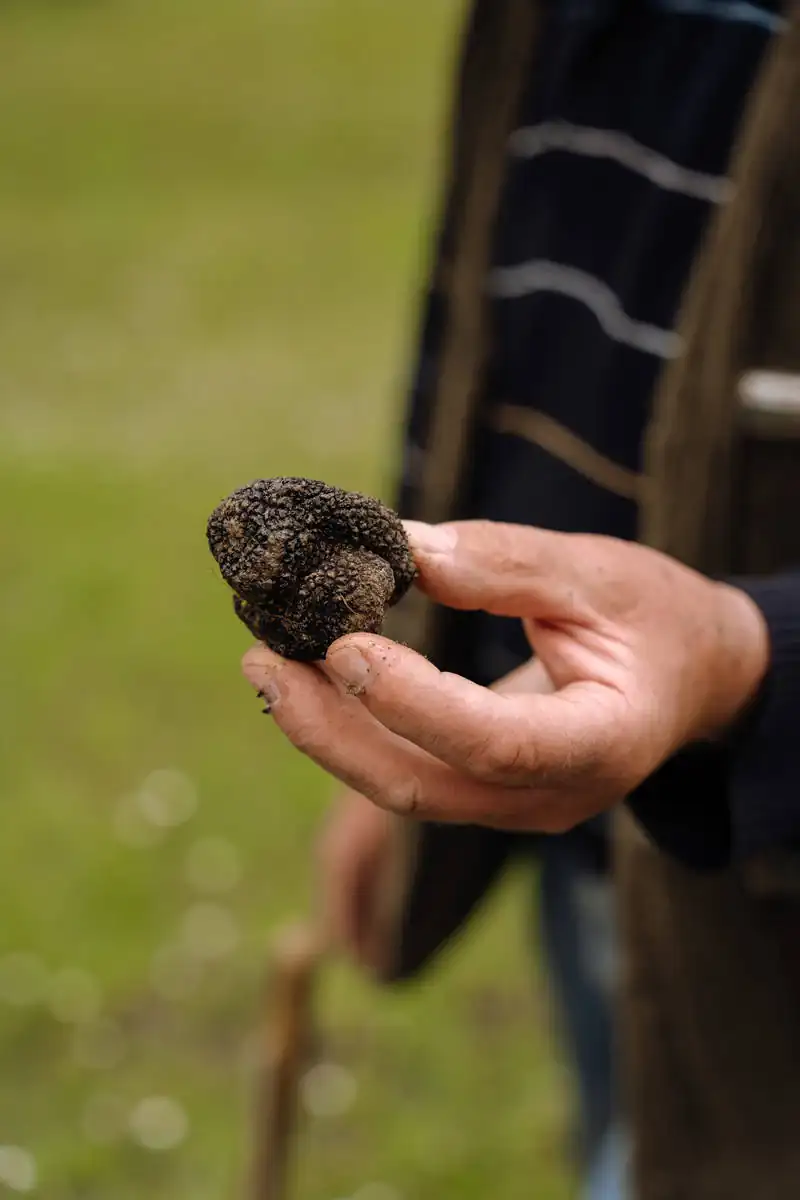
249, 920, 325, 1200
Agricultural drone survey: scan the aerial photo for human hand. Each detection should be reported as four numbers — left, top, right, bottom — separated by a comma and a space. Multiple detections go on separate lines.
317, 660, 553, 972
243, 521, 769, 832
316, 788, 396, 974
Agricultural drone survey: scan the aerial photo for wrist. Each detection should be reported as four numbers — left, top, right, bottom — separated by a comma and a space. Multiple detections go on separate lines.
708, 583, 771, 738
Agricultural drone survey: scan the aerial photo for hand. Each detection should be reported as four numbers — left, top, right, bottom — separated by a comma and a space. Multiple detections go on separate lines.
243, 521, 769, 832
316, 788, 396, 974
316, 661, 553, 972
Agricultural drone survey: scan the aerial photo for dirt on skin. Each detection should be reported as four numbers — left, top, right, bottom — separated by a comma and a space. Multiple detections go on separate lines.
207, 477, 416, 661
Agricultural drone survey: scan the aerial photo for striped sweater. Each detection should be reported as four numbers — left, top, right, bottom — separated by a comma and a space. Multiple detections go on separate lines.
400, 0, 782, 689
391, 0, 800, 868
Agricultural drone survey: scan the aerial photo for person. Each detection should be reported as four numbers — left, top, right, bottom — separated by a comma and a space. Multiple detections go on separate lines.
323, 3, 635, 1192
244, 1, 800, 1196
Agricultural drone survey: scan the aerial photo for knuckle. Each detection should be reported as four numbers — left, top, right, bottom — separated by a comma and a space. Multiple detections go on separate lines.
287, 715, 324, 757
379, 775, 423, 817
463, 732, 531, 783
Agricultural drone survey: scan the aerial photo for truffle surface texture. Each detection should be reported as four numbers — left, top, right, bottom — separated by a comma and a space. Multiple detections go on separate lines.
207, 477, 416, 661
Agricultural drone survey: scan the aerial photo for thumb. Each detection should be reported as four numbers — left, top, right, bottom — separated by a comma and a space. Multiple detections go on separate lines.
403, 520, 595, 622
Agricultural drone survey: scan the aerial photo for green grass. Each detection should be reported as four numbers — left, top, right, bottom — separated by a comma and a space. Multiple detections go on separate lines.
0, 2, 572, 1196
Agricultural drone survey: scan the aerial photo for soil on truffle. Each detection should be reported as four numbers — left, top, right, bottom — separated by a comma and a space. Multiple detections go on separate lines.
206, 477, 416, 661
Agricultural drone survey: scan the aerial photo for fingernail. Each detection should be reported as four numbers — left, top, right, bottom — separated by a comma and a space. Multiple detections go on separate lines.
255, 675, 282, 708
402, 520, 458, 556
324, 645, 371, 695
242, 657, 283, 709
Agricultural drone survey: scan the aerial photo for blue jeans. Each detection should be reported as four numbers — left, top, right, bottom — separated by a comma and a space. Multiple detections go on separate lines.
536, 829, 629, 1200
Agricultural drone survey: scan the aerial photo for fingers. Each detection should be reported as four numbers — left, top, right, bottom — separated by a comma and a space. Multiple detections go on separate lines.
320, 826, 368, 961
317, 793, 393, 966
322, 635, 622, 787
241, 646, 585, 831
403, 519, 597, 622
242, 645, 428, 812
317, 807, 360, 954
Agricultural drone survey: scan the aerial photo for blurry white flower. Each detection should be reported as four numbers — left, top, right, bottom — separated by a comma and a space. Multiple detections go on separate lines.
49, 968, 102, 1024
0, 953, 48, 1007
300, 1062, 358, 1119
72, 1018, 127, 1070
184, 837, 242, 894
149, 943, 204, 1001
0, 1146, 37, 1192
137, 769, 197, 828
113, 794, 165, 848
353, 1186, 403, 1200
82, 1091, 128, 1145
129, 1096, 189, 1151
180, 903, 240, 960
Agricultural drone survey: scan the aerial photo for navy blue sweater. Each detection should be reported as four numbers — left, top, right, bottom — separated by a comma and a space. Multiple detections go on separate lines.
397, 0, 800, 868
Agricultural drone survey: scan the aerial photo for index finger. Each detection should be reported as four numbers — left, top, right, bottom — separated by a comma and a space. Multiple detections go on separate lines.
403, 520, 597, 622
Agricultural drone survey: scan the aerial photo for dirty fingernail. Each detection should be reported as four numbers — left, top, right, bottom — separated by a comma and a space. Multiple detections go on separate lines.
402, 520, 458, 556
324, 645, 371, 694
242, 662, 283, 709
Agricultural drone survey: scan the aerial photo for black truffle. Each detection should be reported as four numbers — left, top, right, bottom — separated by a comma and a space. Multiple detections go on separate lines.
206, 477, 416, 661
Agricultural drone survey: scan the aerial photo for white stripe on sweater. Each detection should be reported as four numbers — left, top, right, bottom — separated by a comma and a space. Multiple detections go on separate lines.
655, 0, 785, 33
509, 121, 734, 204
488, 260, 683, 359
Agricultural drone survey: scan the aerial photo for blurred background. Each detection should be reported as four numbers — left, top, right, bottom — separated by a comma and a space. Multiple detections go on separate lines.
0, 1, 571, 1196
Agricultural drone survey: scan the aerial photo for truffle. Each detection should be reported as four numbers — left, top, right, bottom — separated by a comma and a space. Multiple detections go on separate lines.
206, 477, 416, 661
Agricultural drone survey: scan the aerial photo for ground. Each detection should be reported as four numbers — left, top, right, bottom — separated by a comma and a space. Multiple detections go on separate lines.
0, 2, 572, 1196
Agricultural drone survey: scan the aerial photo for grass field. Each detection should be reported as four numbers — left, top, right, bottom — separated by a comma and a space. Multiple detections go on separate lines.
0, 2, 572, 1196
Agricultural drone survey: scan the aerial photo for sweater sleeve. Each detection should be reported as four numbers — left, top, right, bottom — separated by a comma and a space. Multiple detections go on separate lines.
627, 571, 800, 869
